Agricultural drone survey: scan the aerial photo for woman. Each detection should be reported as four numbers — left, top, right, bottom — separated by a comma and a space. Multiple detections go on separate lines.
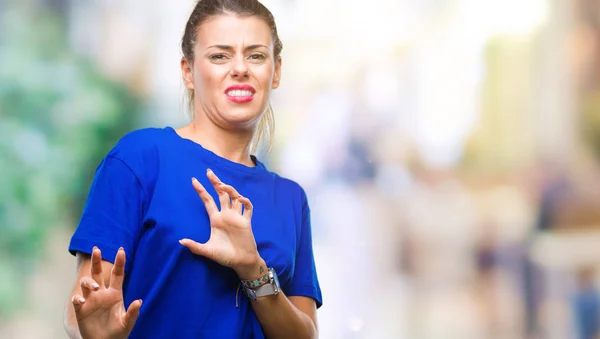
63, 1, 323, 338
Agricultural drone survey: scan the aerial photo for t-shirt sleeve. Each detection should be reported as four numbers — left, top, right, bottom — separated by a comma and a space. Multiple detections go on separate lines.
68, 154, 145, 273
286, 188, 323, 308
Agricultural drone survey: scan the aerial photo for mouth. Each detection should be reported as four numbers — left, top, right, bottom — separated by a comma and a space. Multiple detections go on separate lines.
225, 85, 256, 103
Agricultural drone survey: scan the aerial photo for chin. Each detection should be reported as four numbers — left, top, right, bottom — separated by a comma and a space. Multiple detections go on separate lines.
222, 111, 262, 128
224, 103, 265, 121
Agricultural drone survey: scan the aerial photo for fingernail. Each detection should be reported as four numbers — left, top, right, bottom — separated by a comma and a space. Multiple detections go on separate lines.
207, 168, 212, 173
93, 246, 98, 251
139, 299, 143, 305
179, 239, 186, 245
79, 297, 85, 303
192, 177, 198, 183
92, 282, 100, 289
118, 247, 124, 252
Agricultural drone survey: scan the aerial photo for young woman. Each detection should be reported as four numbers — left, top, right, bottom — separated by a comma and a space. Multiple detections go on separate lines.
63, 1, 322, 338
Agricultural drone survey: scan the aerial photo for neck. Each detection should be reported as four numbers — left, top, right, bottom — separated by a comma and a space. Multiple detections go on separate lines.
181, 118, 256, 167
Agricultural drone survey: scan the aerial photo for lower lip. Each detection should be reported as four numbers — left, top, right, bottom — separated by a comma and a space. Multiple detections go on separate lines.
226, 95, 254, 103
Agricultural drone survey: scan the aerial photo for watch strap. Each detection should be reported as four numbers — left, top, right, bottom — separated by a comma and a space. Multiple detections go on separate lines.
241, 268, 280, 300
241, 271, 270, 289
253, 281, 279, 297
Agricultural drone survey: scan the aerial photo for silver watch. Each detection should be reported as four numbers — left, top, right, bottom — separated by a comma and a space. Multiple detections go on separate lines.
241, 268, 280, 300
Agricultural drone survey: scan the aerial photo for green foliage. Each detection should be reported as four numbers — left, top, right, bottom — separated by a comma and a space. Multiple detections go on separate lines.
0, 4, 143, 317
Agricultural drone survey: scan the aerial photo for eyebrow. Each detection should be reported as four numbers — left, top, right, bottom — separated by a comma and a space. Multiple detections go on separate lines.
207, 44, 269, 51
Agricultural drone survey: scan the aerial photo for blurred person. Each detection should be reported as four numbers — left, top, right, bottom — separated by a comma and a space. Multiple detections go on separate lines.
535, 160, 569, 232
572, 267, 600, 339
62, 1, 322, 338
473, 220, 507, 338
523, 160, 569, 338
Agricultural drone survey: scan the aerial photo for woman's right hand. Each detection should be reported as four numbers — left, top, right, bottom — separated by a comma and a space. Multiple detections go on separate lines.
71, 247, 142, 339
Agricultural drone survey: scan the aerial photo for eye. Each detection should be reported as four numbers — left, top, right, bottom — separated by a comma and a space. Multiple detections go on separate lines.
248, 53, 266, 61
209, 53, 229, 61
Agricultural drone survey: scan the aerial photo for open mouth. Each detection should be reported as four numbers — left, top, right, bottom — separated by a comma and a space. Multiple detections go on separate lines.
225, 85, 255, 103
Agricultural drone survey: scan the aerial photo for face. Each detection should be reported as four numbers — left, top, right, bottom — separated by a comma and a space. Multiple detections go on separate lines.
181, 14, 282, 131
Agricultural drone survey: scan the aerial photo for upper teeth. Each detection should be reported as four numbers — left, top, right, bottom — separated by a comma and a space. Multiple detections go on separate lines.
227, 90, 253, 97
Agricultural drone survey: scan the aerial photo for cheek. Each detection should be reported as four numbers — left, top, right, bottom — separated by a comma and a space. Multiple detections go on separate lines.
253, 66, 275, 88
195, 66, 224, 94
195, 66, 211, 87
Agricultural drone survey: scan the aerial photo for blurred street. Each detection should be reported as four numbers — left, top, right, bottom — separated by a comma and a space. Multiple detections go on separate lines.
3, 0, 600, 338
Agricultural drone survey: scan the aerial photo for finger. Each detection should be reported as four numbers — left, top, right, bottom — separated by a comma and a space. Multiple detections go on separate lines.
206, 168, 222, 185
80, 276, 100, 299
192, 177, 218, 216
218, 188, 231, 210
219, 183, 242, 213
109, 247, 126, 291
123, 299, 143, 332
71, 294, 86, 313
218, 183, 241, 199
179, 238, 212, 259
90, 246, 104, 286
206, 169, 230, 210
231, 197, 242, 214
238, 196, 253, 220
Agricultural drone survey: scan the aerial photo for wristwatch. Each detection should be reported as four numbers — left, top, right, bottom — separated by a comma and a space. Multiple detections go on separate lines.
241, 268, 280, 301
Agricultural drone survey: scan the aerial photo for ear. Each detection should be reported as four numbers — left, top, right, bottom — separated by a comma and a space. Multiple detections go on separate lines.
271, 57, 282, 90
181, 57, 195, 90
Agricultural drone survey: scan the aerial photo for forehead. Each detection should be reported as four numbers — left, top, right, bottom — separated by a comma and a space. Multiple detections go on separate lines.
196, 14, 273, 48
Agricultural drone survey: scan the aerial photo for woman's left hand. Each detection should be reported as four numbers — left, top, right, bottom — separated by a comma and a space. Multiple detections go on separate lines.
179, 169, 265, 280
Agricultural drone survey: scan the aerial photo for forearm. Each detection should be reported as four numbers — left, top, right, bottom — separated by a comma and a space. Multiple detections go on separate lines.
250, 292, 317, 339
64, 301, 83, 339
237, 258, 317, 339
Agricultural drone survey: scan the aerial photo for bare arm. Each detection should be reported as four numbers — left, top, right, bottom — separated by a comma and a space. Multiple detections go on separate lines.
251, 294, 317, 339
251, 283, 318, 337
231, 259, 315, 339
63, 252, 115, 339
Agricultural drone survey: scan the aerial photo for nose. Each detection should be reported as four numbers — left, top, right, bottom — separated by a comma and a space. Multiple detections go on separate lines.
230, 55, 249, 78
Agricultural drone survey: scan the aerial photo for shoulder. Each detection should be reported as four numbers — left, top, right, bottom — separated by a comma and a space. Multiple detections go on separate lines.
104, 127, 169, 184
270, 172, 309, 207
119, 127, 165, 143
107, 127, 168, 164
109, 128, 164, 157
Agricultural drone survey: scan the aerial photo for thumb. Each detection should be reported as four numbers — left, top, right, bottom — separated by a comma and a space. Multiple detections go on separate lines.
123, 299, 142, 332
179, 239, 213, 259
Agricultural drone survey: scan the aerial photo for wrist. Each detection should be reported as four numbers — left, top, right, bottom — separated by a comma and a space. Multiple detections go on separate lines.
235, 256, 267, 280
240, 267, 281, 300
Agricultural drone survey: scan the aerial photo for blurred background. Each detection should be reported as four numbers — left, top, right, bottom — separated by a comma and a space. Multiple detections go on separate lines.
2, 0, 600, 338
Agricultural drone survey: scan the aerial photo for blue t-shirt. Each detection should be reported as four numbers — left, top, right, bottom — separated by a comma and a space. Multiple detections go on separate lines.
68, 127, 323, 339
